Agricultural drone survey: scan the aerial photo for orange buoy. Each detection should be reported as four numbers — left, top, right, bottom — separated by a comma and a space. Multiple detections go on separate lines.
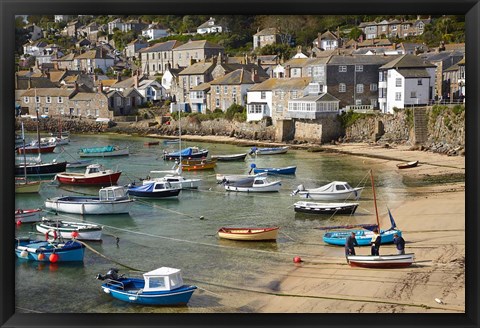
71, 231, 79, 238
49, 253, 59, 263
38, 253, 45, 261
293, 256, 302, 263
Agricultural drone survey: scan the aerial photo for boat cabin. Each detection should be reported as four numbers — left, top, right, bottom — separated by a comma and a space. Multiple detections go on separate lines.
85, 164, 107, 175
142, 267, 184, 292
99, 186, 128, 201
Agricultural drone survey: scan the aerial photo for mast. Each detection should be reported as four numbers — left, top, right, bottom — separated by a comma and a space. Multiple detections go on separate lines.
369, 169, 380, 230
21, 122, 27, 181
35, 88, 41, 156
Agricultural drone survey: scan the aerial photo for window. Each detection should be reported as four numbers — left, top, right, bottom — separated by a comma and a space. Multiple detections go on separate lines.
224, 86, 228, 94
260, 91, 266, 99
46, 96, 51, 103
355, 65, 363, 72
356, 84, 364, 93
395, 92, 402, 101
24, 97, 29, 103
116, 97, 122, 106
410, 91, 417, 98
215, 86, 220, 94
417, 79, 423, 85
395, 78, 402, 87
292, 91, 298, 99
148, 277, 166, 289
35, 96, 40, 103
44, 107, 49, 114
370, 83, 378, 91
126, 98, 131, 106
152, 64, 156, 71
339, 65, 347, 72
215, 98, 220, 107
58, 96, 63, 103
276, 104, 283, 113
339, 83, 346, 93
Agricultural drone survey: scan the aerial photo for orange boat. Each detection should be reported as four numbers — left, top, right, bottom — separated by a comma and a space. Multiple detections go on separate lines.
180, 158, 216, 171
217, 227, 279, 241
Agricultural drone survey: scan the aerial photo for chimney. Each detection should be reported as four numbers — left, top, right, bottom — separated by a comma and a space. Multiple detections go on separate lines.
285, 65, 290, 78
257, 58, 261, 67
116, 72, 121, 82
134, 71, 139, 88
28, 77, 32, 89
15, 74, 18, 89
251, 68, 258, 83
99, 81, 104, 93
46, 71, 50, 80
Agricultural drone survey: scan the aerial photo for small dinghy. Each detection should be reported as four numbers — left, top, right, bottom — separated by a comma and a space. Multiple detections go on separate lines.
249, 146, 288, 155
78, 145, 129, 157
224, 176, 281, 192
15, 238, 85, 262
396, 160, 419, 169
217, 227, 279, 241
36, 217, 103, 241
293, 201, 359, 215
292, 181, 363, 201
96, 267, 197, 305
210, 153, 248, 161
250, 163, 296, 175
346, 253, 415, 268
15, 208, 43, 223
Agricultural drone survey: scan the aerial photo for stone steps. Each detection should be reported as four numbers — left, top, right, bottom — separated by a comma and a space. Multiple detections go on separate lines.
413, 108, 428, 144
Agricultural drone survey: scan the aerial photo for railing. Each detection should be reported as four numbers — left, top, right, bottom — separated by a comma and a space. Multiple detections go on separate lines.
345, 105, 374, 111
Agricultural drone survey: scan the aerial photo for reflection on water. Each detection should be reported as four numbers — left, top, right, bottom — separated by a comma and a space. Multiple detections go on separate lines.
15, 134, 410, 313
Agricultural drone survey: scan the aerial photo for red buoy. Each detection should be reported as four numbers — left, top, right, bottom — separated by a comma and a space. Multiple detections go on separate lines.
293, 256, 302, 263
71, 231, 79, 238
49, 253, 59, 263
16, 220, 22, 226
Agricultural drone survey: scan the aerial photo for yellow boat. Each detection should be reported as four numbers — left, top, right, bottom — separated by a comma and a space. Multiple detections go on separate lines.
15, 178, 41, 194
217, 227, 279, 241
181, 158, 217, 171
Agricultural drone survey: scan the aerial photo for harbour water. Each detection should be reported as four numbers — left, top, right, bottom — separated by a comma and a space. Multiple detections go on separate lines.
15, 133, 410, 313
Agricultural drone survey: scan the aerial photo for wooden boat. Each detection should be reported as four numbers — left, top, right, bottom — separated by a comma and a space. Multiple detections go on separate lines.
163, 146, 208, 160
210, 153, 248, 161
292, 181, 364, 201
396, 160, 419, 169
217, 227, 279, 241
127, 180, 181, 199
17, 141, 56, 154
36, 218, 103, 241
55, 164, 122, 186
44, 186, 134, 215
66, 159, 94, 168
225, 176, 281, 192
180, 158, 217, 171
251, 164, 296, 175
216, 172, 267, 184
15, 178, 42, 194
78, 145, 129, 157
15, 208, 43, 223
15, 238, 85, 262
144, 140, 160, 146
250, 146, 288, 155
346, 253, 415, 268
96, 267, 197, 305
294, 201, 359, 215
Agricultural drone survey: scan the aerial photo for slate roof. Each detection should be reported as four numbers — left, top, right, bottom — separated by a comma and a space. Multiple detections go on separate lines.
379, 54, 436, 70
70, 93, 102, 101
20, 88, 76, 97
173, 40, 223, 51
248, 77, 312, 91
191, 82, 211, 91
178, 62, 215, 75
197, 18, 222, 29
54, 53, 75, 61
15, 76, 57, 90
328, 55, 398, 65
421, 50, 464, 62
139, 40, 181, 53
254, 27, 278, 36
283, 58, 308, 68
209, 69, 254, 85
396, 69, 431, 78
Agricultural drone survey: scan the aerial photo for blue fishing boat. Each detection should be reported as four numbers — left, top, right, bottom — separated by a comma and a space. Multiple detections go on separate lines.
15, 238, 85, 262
323, 227, 401, 246
78, 145, 129, 157
163, 146, 208, 160
127, 181, 181, 198
250, 164, 296, 175
96, 267, 197, 306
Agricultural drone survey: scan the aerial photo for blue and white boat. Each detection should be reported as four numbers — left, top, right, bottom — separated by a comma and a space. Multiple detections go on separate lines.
250, 164, 296, 175
250, 146, 288, 155
323, 228, 402, 246
163, 146, 208, 160
97, 267, 197, 306
15, 238, 85, 262
127, 181, 181, 199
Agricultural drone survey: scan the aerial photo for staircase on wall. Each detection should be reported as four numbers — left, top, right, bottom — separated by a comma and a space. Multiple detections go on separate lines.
413, 108, 428, 144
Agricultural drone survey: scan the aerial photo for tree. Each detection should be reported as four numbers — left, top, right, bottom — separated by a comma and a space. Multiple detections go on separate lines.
349, 27, 363, 41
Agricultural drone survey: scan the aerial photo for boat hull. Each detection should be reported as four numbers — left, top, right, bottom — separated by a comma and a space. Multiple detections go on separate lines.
164, 151, 209, 160
45, 196, 134, 215
347, 254, 415, 268
294, 202, 359, 215
146, 177, 202, 189
79, 148, 129, 157
216, 172, 267, 184
15, 161, 68, 177
15, 181, 42, 193
225, 182, 281, 192
18, 145, 56, 154
15, 208, 42, 223
211, 153, 247, 161
15, 240, 85, 262
253, 166, 296, 175
396, 161, 419, 169
298, 188, 363, 201
36, 221, 103, 241
218, 227, 279, 241
323, 229, 401, 246
127, 188, 181, 198
56, 171, 122, 185
253, 147, 289, 155
102, 279, 196, 305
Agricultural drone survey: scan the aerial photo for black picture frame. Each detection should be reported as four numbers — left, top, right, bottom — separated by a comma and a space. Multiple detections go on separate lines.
1, 0, 478, 327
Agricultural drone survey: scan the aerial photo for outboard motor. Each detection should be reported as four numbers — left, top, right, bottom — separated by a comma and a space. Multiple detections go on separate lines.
249, 147, 257, 155
96, 268, 120, 281
290, 184, 305, 196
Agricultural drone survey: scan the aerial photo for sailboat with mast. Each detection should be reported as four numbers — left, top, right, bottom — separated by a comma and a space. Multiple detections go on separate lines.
15, 89, 67, 177
15, 122, 42, 193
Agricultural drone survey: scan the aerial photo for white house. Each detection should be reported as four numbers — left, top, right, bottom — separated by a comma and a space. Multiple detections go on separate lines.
108, 18, 124, 34
196, 17, 226, 34
378, 54, 436, 113
142, 24, 169, 41
137, 79, 165, 102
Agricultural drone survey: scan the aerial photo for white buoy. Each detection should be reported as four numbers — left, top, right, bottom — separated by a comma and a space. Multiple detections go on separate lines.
20, 250, 28, 258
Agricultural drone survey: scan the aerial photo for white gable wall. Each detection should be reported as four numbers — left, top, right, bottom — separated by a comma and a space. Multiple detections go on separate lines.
247, 90, 273, 121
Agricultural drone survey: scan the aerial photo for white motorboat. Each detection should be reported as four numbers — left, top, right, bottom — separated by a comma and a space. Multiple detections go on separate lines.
216, 172, 267, 184
36, 217, 103, 241
292, 181, 364, 201
225, 176, 281, 192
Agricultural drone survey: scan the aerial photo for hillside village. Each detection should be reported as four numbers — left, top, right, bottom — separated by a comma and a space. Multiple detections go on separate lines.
15, 15, 466, 141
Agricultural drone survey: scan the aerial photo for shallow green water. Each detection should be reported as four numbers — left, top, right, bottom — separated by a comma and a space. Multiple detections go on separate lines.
15, 133, 409, 313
